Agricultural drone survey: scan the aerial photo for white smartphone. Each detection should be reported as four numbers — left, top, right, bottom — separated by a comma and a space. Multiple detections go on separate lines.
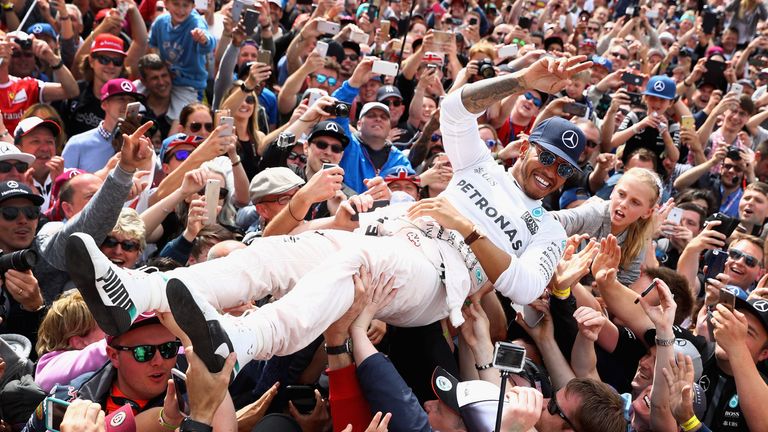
317, 20, 341, 35
372, 60, 399, 76
219, 116, 234, 137
124, 101, 141, 122
195, 0, 208, 11
349, 30, 369, 44
204, 179, 221, 225
729, 83, 743, 97
307, 89, 325, 107
117, 0, 130, 18
559, 15, 566, 29
498, 44, 518, 58
645, 9, 658, 19
667, 207, 684, 225
231, 0, 247, 23
511, 303, 545, 327
315, 41, 329, 57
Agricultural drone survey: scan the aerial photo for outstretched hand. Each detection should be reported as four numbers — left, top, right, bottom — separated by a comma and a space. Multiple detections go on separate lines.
517, 55, 593, 95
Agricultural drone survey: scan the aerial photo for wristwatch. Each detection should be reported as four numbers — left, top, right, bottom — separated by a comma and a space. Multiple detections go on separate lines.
180, 418, 213, 432
325, 338, 352, 355
464, 225, 485, 246
240, 81, 255, 93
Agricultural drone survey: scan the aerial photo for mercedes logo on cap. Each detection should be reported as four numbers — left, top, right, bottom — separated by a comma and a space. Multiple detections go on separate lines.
6, 181, 18, 188
120, 81, 133, 92
31, 24, 42, 33
653, 80, 665, 92
325, 123, 340, 132
561, 130, 578, 149
753, 300, 768, 312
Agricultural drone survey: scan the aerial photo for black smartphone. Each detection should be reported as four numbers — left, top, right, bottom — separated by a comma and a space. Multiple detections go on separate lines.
285, 385, 316, 415
707, 212, 740, 238
702, 9, 718, 34
705, 249, 728, 279
171, 368, 190, 415
469, 17, 478, 25
626, 91, 643, 106
719, 288, 736, 311
368, 0, 380, 21
350, 200, 390, 221
243, 8, 259, 35
621, 72, 644, 86
562, 102, 588, 117
518, 15, 531, 29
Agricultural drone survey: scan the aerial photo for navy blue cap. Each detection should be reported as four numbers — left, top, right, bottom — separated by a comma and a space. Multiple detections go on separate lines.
734, 297, 768, 335
307, 121, 350, 148
382, 165, 420, 185
643, 75, 676, 100
591, 55, 612, 71
527, 117, 586, 171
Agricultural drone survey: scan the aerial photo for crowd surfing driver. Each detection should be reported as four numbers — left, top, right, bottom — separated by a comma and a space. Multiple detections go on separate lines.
65, 56, 592, 377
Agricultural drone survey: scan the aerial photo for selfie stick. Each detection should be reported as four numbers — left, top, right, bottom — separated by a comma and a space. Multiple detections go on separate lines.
495, 370, 510, 432
17, 0, 39, 35
395, 0, 418, 69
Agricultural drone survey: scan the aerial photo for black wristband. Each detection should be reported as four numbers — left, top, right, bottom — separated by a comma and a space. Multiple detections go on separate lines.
180, 417, 213, 432
51, 60, 65, 70
240, 81, 255, 93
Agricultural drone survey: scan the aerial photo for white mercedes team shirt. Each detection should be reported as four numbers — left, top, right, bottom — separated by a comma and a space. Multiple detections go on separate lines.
439, 91, 567, 305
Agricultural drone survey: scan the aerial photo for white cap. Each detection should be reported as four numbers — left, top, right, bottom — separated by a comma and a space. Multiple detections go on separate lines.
359, 102, 390, 118
0, 142, 35, 164
659, 31, 675, 41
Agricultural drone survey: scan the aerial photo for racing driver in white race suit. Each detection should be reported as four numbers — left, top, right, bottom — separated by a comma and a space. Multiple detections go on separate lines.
65, 55, 592, 376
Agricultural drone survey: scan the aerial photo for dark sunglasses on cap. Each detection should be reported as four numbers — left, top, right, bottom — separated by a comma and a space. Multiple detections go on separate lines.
728, 248, 761, 268
548, 392, 578, 431
244, 95, 256, 104
93, 54, 125, 67
189, 122, 214, 133
166, 149, 192, 163
312, 73, 338, 86
0, 206, 40, 221
112, 340, 181, 362
533, 144, 575, 179
0, 161, 28, 173
288, 151, 308, 164
197, 186, 229, 200
313, 139, 344, 154
102, 236, 140, 252
524, 92, 543, 108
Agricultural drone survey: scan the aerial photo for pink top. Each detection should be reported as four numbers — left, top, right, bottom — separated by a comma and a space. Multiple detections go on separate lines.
35, 339, 109, 392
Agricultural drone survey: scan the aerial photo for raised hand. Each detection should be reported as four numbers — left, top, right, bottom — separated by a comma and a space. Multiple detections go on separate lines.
517, 55, 593, 95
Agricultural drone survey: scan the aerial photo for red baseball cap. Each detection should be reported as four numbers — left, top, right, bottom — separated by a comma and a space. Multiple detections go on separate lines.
91, 33, 126, 56
100, 78, 143, 101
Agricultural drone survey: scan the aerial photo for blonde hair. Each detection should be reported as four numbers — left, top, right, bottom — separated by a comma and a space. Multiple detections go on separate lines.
469, 41, 498, 61
36, 290, 98, 356
617, 168, 661, 269
112, 208, 146, 252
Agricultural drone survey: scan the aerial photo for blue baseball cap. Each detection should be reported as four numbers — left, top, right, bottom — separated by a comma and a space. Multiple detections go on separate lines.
26, 23, 57, 40
382, 165, 420, 186
159, 133, 204, 162
591, 55, 612, 72
643, 75, 676, 100
527, 117, 586, 171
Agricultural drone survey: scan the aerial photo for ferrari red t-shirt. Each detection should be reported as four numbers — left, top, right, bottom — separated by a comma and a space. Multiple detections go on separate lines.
0, 76, 43, 133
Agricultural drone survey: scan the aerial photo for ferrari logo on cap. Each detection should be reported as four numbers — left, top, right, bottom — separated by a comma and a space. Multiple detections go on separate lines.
120, 81, 133, 92
653, 80, 665, 92
561, 130, 578, 149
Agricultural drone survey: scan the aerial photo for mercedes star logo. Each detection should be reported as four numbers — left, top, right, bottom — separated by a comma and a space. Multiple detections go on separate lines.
120, 81, 133, 92
753, 300, 768, 312
561, 130, 579, 149
653, 80, 665, 92
326, 123, 340, 132
6, 180, 19, 188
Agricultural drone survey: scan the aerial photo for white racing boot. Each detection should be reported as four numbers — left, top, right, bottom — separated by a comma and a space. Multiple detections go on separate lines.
66, 233, 167, 335
167, 278, 263, 378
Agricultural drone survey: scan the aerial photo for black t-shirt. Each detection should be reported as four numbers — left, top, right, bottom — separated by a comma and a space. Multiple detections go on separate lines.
596, 326, 649, 394
699, 355, 768, 431
55, 80, 105, 137
362, 143, 391, 173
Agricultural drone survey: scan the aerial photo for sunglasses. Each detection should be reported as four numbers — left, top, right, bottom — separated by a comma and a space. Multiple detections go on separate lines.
260, 195, 292, 205
166, 149, 192, 163
586, 140, 599, 149
288, 151, 307, 164
313, 139, 344, 154
0, 206, 40, 221
112, 340, 181, 362
344, 53, 359, 61
587, 26, 600, 31
189, 122, 214, 133
431, 133, 442, 142
486, 139, 498, 148
312, 73, 338, 86
728, 248, 761, 268
722, 163, 744, 173
610, 51, 629, 60
0, 161, 28, 173
533, 144, 575, 179
93, 54, 124, 67
196, 186, 229, 200
102, 236, 140, 252
548, 392, 578, 431
524, 92, 543, 108
512, 38, 526, 46
383, 99, 403, 107
12, 50, 34, 58
244, 95, 256, 104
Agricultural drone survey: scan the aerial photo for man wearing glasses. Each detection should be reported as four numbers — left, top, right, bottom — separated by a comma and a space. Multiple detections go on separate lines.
0, 142, 35, 185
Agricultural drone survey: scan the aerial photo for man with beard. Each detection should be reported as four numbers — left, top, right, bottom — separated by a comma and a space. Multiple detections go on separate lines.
674, 146, 746, 218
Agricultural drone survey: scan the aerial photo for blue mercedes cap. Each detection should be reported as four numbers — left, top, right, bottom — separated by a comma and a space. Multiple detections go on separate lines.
527, 117, 586, 171
27, 23, 58, 40
591, 55, 612, 72
643, 75, 676, 100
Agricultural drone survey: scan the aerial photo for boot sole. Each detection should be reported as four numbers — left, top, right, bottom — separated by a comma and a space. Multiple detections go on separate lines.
66, 234, 131, 336
167, 278, 233, 376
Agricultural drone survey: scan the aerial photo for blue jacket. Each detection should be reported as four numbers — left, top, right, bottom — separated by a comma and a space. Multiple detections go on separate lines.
333, 81, 413, 193
149, 11, 215, 89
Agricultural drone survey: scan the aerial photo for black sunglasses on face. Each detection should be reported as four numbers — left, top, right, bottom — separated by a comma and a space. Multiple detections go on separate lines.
383, 99, 403, 107
244, 95, 256, 104
548, 392, 578, 431
0, 161, 28, 173
93, 54, 124, 67
288, 151, 308, 164
313, 140, 344, 154
189, 122, 214, 133
166, 149, 192, 164
196, 186, 229, 200
344, 54, 359, 61
728, 248, 761, 268
533, 144, 575, 179
102, 236, 141, 252
0, 206, 40, 221
112, 340, 181, 362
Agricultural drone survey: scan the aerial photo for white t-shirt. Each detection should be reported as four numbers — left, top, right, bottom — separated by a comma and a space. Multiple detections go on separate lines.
439, 91, 567, 305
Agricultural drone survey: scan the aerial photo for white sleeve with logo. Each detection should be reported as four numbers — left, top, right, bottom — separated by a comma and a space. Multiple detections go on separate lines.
439, 90, 495, 171
440, 91, 566, 305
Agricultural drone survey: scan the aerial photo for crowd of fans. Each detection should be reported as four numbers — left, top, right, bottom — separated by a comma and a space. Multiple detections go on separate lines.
0, 0, 768, 430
